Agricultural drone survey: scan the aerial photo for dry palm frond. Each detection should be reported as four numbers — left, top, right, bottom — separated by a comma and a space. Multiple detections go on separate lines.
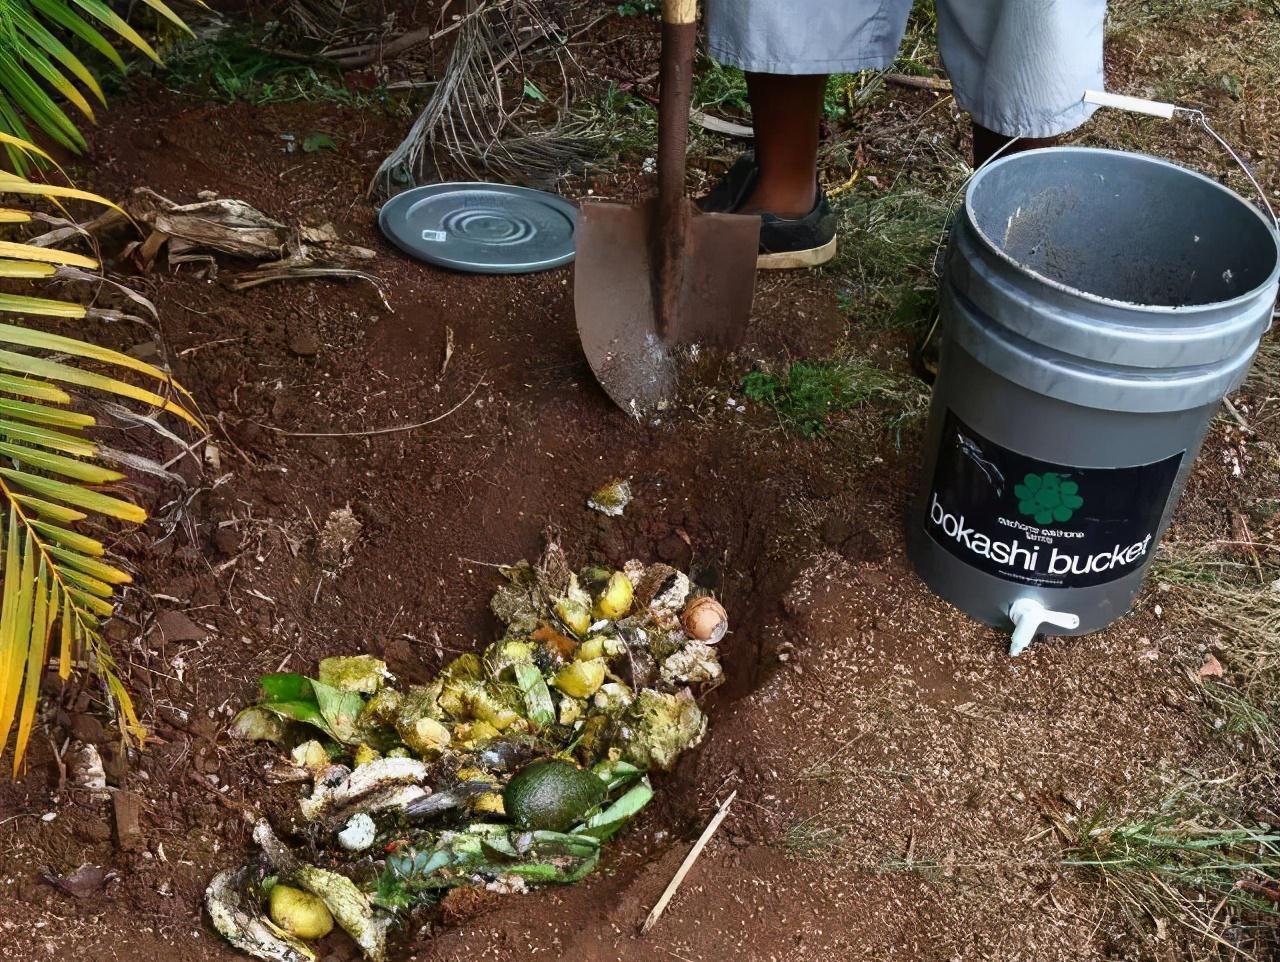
0, 137, 202, 772
275, 0, 352, 45
111, 188, 389, 306
373, 0, 602, 192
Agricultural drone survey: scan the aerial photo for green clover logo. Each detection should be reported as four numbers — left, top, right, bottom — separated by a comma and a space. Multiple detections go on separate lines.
1015, 472, 1083, 524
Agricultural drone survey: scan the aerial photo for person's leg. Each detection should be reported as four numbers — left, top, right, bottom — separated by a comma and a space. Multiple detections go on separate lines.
916, 0, 1106, 380
702, 0, 913, 208
740, 72, 827, 218
970, 124, 1058, 167
937, 0, 1107, 166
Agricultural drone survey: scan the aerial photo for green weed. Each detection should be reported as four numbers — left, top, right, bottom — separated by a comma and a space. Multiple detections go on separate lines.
160, 32, 391, 108
742, 360, 926, 437
615, 0, 658, 16
692, 62, 864, 122
1203, 681, 1280, 751
693, 60, 750, 115
589, 83, 658, 161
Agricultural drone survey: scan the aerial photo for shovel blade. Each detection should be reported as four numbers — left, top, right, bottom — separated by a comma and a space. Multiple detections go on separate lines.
574, 197, 759, 417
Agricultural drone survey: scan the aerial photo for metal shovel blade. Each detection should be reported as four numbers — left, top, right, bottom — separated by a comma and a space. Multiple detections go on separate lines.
574, 196, 760, 417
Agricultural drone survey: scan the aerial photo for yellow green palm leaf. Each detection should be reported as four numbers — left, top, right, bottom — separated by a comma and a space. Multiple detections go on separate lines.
0, 0, 204, 169
0, 0, 204, 773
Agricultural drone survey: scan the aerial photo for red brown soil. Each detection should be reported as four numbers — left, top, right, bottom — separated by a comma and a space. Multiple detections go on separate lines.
1, 13, 1278, 962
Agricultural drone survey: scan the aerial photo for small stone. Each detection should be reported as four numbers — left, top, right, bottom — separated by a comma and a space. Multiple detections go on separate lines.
41, 864, 114, 899
67, 712, 106, 744
153, 610, 206, 643
212, 527, 239, 556
288, 331, 321, 357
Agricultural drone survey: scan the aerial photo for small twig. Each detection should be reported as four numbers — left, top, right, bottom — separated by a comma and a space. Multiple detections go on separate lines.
1233, 512, 1266, 584
641, 790, 737, 935
186, 771, 258, 817
1222, 396, 1253, 434
323, 4, 481, 67
160, 433, 211, 471
253, 377, 483, 438
178, 336, 242, 357
46, 730, 67, 795
440, 325, 455, 377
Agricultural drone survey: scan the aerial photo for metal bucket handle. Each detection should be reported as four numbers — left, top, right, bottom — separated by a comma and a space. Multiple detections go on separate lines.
931, 90, 1280, 279
1082, 89, 1278, 232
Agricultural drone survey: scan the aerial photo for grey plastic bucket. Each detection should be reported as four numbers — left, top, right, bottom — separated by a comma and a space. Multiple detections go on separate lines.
906, 147, 1280, 653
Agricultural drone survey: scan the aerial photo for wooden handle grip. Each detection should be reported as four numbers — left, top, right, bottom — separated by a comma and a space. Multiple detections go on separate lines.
663, 0, 696, 25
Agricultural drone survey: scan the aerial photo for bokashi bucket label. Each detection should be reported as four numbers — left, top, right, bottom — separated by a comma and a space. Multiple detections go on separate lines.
924, 410, 1184, 590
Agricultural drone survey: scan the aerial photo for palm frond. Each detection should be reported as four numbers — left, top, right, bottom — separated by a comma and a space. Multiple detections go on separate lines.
0, 0, 204, 171
0, 138, 203, 771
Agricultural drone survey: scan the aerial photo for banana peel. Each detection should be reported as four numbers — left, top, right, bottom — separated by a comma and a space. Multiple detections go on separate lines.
254, 821, 391, 962
205, 867, 315, 962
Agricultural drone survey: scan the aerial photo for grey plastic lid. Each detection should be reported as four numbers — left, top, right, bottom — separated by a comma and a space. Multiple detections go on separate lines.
378, 183, 577, 274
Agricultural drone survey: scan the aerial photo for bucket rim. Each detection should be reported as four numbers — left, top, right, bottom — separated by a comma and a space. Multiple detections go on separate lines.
962, 146, 1280, 314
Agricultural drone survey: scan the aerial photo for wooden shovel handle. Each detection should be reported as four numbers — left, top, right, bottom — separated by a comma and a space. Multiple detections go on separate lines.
663, 0, 696, 25
656, 0, 696, 213
653, 0, 698, 337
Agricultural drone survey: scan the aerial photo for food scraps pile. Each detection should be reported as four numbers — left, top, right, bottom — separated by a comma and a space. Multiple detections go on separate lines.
207, 541, 728, 962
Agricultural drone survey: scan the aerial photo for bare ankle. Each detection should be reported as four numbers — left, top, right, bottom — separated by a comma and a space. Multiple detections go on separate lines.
741, 180, 816, 219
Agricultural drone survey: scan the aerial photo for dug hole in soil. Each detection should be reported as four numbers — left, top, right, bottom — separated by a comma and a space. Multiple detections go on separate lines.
0, 74, 1254, 962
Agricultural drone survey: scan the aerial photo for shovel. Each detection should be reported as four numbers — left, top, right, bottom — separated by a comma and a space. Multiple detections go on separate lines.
574, 0, 761, 417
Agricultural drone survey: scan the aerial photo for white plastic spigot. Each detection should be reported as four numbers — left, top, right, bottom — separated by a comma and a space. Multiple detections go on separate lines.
1008, 598, 1080, 657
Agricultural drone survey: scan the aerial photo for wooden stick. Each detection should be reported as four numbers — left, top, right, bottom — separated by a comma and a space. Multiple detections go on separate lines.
641, 790, 737, 935
884, 73, 953, 93
690, 109, 753, 139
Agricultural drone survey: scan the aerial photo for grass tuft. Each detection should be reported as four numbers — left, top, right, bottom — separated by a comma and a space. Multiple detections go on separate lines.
1065, 784, 1280, 953
742, 360, 927, 438
1153, 548, 1280, 716
830, 178, 961, 332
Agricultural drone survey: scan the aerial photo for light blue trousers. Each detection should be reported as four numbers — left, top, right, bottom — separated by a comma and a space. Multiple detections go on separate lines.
706, 0, 1106, 138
